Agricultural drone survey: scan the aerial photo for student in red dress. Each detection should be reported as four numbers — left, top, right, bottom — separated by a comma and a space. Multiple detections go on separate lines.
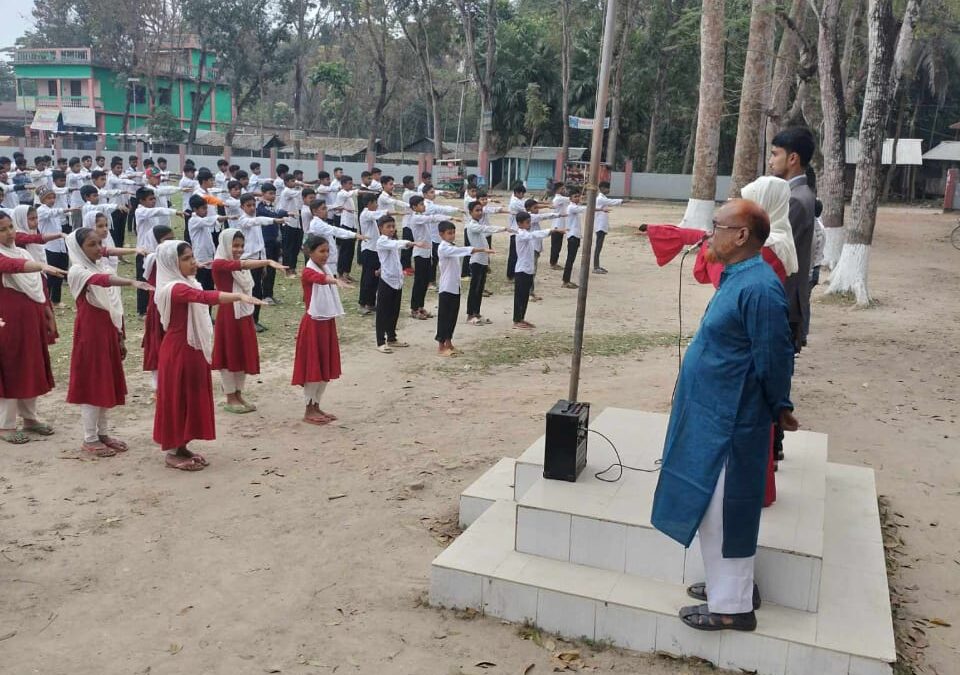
292, 235, 346, 425
153, 240, 262, 471
65, 228, 153, 457
142, 225, 175, 398
211, 228, 286, 413
0, 212, 65, 444
11, 204, 63, 344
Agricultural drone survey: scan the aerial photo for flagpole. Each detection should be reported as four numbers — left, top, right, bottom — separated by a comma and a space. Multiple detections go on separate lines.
568, 0, 618, 402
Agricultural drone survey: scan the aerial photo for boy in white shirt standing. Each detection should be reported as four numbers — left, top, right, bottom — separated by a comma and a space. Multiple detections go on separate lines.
549, 181, 570, 269
374, 215, 428, 353
187, 194, 232, 290
238, 193, 286, 331
464, 200, 506, 325
435, 221, 493, 356
134, 186, 180, 315
334, 176, 363, 285
593, 180, 623, 274
514, 212, 566, 329
407, 195, 452, 319
306, 200, 367, 280
276, 174, 304, 275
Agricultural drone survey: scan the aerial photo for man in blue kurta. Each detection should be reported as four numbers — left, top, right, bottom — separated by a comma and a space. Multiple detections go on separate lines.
651, 199, 798, 632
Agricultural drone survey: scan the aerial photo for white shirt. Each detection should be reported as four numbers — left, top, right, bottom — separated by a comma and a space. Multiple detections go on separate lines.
330, 178, 341, 192
316, 183, 339, 208
277, 187, 302, 228
147, 184, 180, 210
595, 194, 622, 233
214, 171, 230, 191
376, 235, 412, 290
377, 192, 407, 213
247, 173, 261, 193
37, 204, 68, 253
222, 196, 243, 219
179, 176, 199, 192
106, 173, 136, 206
437, 241, 474, 294
566, 204, 587, 239
359, 209, 387, 252
465, 219, 504, 265
407, 213, 446, 258
188, 214, 220, 262
333, 189, 359, 229
530, 212, 561, 252
514, 228, 552, 274
812, 216, 826, 269
424, 200, 460, 243
236, 214, 273, 258
135, 206, 177, 252
81, 202, 118, 229
66, 170, 86, 208
508, 194, 526, 232
307, 216, 358, 269
369, 179, 383, 192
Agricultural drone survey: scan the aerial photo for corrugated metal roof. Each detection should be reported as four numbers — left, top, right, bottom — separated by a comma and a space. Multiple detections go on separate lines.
845, 138, 923, 165
922, 141, 960, 162
502, 146, 588, 161
296, 137, 373, 156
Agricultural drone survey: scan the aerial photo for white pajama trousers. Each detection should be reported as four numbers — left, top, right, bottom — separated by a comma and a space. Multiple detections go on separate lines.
698, 466, 756, 614
0, 398, 38, 428
303, 382, 327, 405
220, 371, 247, 395
80, 405, 109, 444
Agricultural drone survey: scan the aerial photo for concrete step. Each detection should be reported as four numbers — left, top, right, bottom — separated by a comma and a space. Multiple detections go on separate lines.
459, 457, 516, 528
431, 461, 894, 675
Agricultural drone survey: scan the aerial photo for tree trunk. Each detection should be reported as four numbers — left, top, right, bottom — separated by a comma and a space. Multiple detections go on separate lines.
765, 0, 806, 148
880, 89, 906, 202
606, 0, 636, 170
818, 0, 847, 270
186, 50, 213, 151
682, 0, 725, 228
644, 58, 666, 173
828, 0, 897, 305
682, 101, 697, 174
730, 0, 776, 197
367, 61, 389, 160
524, 129, 537, 181
841, 0, 865, 108
560, 0, 572, 176
454, 0, 496, 179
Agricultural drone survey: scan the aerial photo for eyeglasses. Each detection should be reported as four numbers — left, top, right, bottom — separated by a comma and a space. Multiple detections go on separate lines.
711, 219, 746, 231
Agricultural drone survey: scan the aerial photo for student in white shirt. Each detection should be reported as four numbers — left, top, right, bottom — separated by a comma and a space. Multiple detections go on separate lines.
36, 186, 79, 305
238, 193, 287, 330
506, 181, 528, 280
561, 188, 588, 287
134, 187, 181, 314
179, 165, 199, 192
273, 163, 291, 191
373, 215, 428, 353
523, 198, 562, 302
513, 211, 566, 329
276, 175, 304, 275
435, 221, 493, 357
422, 184, 460, 284
222, 181, 244, 219
369, 167, 383, 193
333, 176, 363, 283
106, 159, 137, 249
417, 171, 431, 194
187, 194, 232, 290
356, 187, 388, 314
66, 157, 88, 229
377, 176, 411, 272
464, 200, 506, 325
247, 162, 262, 193
594, 180, 623, 274
306, 200, 367, 279
330, 167, 343, 192
214, 159, 231, 193
407, 195, 452, 319
460, 185, 480, 278
550, 181, 570, 268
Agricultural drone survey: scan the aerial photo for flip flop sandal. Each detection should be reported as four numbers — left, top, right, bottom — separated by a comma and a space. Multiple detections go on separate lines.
303, 415, 330, 426
687, 582, 762, 609
81, 442, 117, 458
190, 453, 209, 467
98, 436, 129, 452
317, 410, 338, 421
680, 608, 757, 632
165, 454, 205, 471
220, 403, 252, 414
1, 430, 30, 445
679, 603, 709, 619
420, 311, 434, 318
242, 402, 258, 412
23, 422, 55, 436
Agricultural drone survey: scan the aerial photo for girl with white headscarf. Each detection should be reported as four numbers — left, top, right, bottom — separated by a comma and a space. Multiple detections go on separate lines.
152, 239, 261, 471
210, 228, 286, 414
740, 176, 798, 277
12, 204, 63, 344
65, 227, 152, 457
0, 211, 64, 444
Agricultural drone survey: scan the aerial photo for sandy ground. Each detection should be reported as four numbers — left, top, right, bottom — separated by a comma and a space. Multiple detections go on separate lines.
1, 199, 957, 675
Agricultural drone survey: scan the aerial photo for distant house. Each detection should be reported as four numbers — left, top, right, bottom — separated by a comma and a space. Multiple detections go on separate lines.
920, 141, 960, 197
493, 146, 588, 190
190, 130, 284, 156
377, 137, 480, 164
12, 39, 233, 148
284, 136, 384, 161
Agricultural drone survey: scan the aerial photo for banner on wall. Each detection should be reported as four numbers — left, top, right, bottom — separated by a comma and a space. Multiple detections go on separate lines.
568, 116, 610, 130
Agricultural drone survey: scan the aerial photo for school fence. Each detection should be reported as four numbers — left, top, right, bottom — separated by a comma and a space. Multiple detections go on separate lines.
609, 161, 732, 201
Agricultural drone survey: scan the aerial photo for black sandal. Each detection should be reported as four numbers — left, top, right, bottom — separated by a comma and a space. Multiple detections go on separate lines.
679, 605, 757, 632
686, 582, 762, 610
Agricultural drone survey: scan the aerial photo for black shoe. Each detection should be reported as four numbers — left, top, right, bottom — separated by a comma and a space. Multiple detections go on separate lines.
255, 322, 268, 333
686, 582, 761, 610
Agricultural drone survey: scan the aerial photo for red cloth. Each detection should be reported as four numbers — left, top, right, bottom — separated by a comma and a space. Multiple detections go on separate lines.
761, 246, 787, 284
12, 235, 58, 342
66, 274, 127, 408
645, 224, 707, 266
0, 255, 54, 399
764, 426, 777, 507
211, 259, 260, 374
153, 285, 221, 449
15, 232, 45, 246
291, 268, 342, 385
141, 266, 163, 371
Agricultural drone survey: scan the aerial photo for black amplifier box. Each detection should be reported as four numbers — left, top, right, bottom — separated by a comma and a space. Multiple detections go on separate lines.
543, 399, 589, 482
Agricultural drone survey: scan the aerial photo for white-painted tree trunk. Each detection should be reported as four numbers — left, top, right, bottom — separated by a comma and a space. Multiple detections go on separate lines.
829, 243, 871, 305
823, 225, 845, 269
680, 198, 716, 230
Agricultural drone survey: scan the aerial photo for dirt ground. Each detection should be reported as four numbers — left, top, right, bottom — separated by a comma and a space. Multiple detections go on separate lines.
1, 198, 957, 675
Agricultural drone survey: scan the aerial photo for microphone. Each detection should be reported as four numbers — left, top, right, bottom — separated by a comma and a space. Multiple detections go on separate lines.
682, 233, 709, 256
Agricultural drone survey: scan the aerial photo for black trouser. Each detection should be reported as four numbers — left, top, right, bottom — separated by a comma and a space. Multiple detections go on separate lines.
562, 236, 580, 283
411, 256, 431, 311
466, 263, 488, 317
111, 207, 126, 249
135, 253, 148, 315
532, 251, 539, 293
251, 265, 264, 324
507, 236, 517, 279
513, 271, 534, 323
594, 230, 607, 269
461, 232, 471, 277
45, 250, 68, 304
126, 196, 139, 233
196, 266, 214, 291
336, 218, 356, 277
263, 239, 281, 299
375, 280, 402, 346
358, 249, 380, 307
282, 226, 303, 272
430, 242, 439, 283
182, 212, 192, 245
549, 230, 564, 266
400, 226, 414, 270
436, 292, 460, 343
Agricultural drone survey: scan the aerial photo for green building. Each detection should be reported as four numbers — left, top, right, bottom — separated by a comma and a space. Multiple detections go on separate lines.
13, 38, 233, 145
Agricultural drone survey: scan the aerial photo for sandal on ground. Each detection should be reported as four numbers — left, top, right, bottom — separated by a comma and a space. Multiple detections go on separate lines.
22, 421, 54, 436
303, 415, 330, 426
165, 453, 205, 471
388, 340, 410, 348
686, 582, 761, 610
190, 453, 209, 466
467, 317, 482, 326
377, 344, 394, 353
242, 401, 258, 412
679, 605, 757, 632
81, 441, 117, 458
220, 402, 252, 414
317, 410, 337, 421
1, 430, 30, 445
419, 310, 434, 319
98, 436, 129, 452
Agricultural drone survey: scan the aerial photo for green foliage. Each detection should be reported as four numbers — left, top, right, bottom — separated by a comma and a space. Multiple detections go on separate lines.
147, 107, 186, 142
310, 61, 352, 95
524, 83, 550, 137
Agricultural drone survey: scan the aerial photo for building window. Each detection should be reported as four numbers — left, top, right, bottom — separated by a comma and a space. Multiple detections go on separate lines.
17, 79, 37, 96
127, 84, 147, 104
47, 80, 57, 96
69, 80, 82, 97
156, 88, 172, 106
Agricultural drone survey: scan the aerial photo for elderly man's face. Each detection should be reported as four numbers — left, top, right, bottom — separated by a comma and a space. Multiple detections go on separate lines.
706, 203, 750, 264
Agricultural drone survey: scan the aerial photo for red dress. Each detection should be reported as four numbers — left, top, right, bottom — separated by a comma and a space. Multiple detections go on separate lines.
153, 285, 221, 449
211, 259, 260, 374
291, 268, 342, 385
141, 266, 163, 371
0, 255, 54, 399
66, 274, 127, 408
15, 232, 58, 344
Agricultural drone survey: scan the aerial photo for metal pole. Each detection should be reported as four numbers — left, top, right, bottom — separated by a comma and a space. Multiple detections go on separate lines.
568, 0, 618, 402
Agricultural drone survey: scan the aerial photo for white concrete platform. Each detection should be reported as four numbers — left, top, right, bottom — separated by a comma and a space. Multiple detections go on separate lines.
512, 409, 827, 612
459, 457, 516, 528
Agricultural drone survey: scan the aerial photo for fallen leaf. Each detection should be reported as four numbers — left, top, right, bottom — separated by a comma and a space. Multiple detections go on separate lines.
328, 493, 347, 501
178, 605, 194, 616
475, 662, 496, 669
0, 631, 16, 641
929, 618, 952, 627
169, 643, 182, 655
523, 664, 535, 675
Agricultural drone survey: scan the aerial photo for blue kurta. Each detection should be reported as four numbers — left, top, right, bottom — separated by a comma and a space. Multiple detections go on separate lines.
651, 254, 794, 558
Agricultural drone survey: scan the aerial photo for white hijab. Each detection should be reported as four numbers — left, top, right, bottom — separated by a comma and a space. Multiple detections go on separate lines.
214, 228, 254, 319
154, 240, 214, 363
66, 230, 125, 331
0, 219, 46, 304
12, 205, 46, 264
741, 176, 799, 275
307, 259, 344, 320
